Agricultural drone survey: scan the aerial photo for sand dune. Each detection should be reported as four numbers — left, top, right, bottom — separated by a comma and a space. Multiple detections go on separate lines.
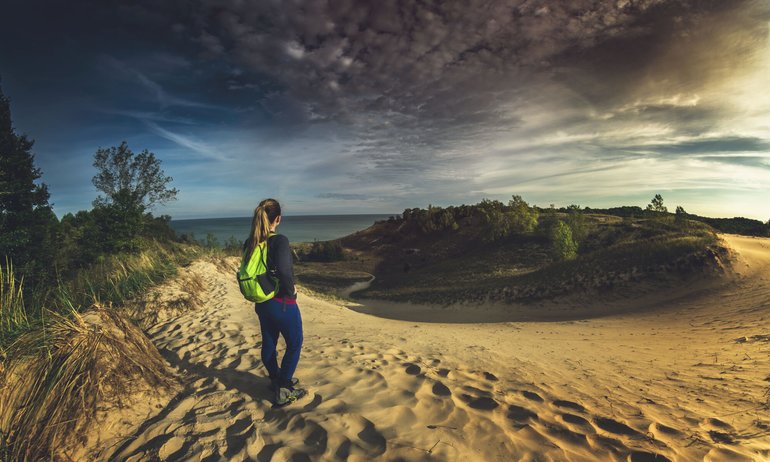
104, 234, 770, 461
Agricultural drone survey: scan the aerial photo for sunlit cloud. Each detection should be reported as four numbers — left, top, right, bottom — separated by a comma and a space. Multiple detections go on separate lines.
1, 0, 768, 219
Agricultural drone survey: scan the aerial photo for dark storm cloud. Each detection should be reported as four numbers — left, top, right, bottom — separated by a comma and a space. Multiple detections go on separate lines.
185, 0, 670, 120
162, 0, 768, 181
2, 0, 769, 218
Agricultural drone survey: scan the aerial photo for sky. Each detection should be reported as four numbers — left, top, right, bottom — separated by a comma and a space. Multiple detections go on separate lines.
1, 0, 769, 220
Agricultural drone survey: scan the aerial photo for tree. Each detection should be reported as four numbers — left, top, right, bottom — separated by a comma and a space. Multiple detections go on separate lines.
646, 194, 668, 214
551, 220, 578, 261
91, 142, 177, 249
0, 84, 57, 286
92, 141, 178, 210
508, 195, 538, 234
565, 204, 589, 244
537, 204, 559, 238
674, 206, 688, 224
476, 199, 511, 241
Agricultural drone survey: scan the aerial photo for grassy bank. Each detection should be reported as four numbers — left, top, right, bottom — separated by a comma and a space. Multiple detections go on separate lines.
0, 239, 201, 461
311, 214, 727, 305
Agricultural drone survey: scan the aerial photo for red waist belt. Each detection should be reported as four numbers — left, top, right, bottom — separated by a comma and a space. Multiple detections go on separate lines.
273, 296, 296, 304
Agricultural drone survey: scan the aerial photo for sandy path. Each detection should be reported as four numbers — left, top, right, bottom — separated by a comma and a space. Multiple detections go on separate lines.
110, 235, 770, 461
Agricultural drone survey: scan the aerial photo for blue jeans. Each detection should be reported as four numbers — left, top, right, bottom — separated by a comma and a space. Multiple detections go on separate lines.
255, 298, 303, 388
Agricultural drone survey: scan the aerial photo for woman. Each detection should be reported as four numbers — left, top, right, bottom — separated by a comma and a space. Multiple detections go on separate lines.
244, 198, 306, 406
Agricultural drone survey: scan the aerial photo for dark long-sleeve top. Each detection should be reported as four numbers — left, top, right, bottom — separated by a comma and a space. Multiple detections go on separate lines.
267, 234, 296, 298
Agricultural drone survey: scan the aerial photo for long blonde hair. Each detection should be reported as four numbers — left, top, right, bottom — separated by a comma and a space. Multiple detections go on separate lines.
244, 198, 281, 260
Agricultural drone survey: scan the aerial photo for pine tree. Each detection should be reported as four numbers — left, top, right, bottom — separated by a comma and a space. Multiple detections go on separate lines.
0, 83, 57, 286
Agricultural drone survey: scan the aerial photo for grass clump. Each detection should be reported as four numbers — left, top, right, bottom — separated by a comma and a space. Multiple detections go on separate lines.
0, 304, 175, 461
0, 260, 29, 355
0, 240, 201, 461
63, 240, 198, 309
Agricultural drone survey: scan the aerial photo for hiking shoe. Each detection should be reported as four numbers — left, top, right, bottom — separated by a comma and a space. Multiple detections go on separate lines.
274, 386, 307, 407
269, 377, 299, 392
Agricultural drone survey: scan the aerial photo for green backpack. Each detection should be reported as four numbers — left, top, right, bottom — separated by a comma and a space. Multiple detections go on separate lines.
237, 234, 279, 303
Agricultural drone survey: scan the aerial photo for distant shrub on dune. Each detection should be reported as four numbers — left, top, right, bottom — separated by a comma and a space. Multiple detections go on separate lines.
509, 195, 539, 234
304, 240, 345, 262
646, 194, 668, 214
550, 220, 578, 261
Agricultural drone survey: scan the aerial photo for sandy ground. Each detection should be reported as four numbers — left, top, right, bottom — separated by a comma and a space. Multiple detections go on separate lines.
107, 234, 770, 461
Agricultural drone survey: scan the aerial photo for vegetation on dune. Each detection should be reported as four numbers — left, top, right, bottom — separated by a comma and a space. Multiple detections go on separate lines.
0, 304, 175, 462
584, 200, 770, 237
333, 195, 733, 305
299, 240, 345, 262
0, 83, 199, 460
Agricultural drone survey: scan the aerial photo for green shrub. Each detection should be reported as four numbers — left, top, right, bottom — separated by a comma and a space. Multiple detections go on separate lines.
306, 241, 345, 262
0, 260, 29, 352
551, 220, 578, 261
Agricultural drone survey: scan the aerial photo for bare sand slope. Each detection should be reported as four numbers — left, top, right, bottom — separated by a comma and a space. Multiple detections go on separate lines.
110, 234, 770, 461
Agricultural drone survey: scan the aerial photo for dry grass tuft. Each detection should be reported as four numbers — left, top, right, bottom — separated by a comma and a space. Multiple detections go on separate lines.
127, 269, 208, 329
0, 304, 175, 461
205, 253, 239, 274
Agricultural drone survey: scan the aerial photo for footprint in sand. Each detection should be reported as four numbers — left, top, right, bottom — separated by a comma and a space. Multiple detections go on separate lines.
560, 413, 591, 428
700, 417, 734, 431
403, 363, 421, 375
628, 450, 671, 462
593, 417, 640, 437
461, 394, 499, 410
431, 381, 451, 397
348, 415, 387, 456
649, 422, 682, 439
541, 424, 589, 447
553, 400, 586, 413
483, 371, 498, 381
506, 404, 537, 423
437, 368, 450, 377
522, 390, 544, 402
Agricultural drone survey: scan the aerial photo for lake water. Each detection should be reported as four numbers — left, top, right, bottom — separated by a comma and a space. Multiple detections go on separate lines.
170, 214, 393, 245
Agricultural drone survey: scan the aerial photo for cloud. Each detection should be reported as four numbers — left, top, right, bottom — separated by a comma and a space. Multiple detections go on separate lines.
626, 136, 770, 156
97, 55, 224, 110
3, 0, 769, 219
144, 121, 228, 161
174, 1, 766, 174
317, 193, 370, 201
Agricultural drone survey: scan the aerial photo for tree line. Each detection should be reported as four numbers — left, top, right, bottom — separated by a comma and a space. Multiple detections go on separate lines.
395, 196, 585, 260
0, 85, 179, 299
584, 193, 770, 237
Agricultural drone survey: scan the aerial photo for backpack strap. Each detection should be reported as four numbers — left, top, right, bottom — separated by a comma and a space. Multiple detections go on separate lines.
264, 232, 277, 273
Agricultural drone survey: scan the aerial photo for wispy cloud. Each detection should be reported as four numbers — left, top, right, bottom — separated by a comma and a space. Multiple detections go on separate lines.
317, 193, 370, 201
98, 55, 224, 110
144, 121, 228, 161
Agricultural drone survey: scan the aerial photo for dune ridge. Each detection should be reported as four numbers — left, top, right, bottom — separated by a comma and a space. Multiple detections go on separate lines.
103, 234, 770, 461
